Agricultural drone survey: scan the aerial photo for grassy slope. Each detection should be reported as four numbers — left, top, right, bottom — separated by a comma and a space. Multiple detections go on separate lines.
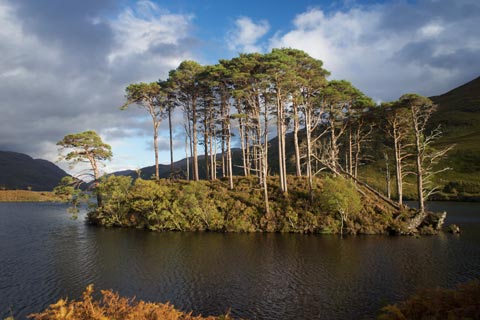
358, 76, 480, 200
0, 190, 61, 202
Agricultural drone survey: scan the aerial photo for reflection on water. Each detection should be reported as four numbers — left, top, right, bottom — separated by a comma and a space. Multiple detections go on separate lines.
1, 202, 479, 319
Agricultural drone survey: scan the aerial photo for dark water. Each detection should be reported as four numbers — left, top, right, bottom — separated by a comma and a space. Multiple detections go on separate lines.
1, 202, 479, 319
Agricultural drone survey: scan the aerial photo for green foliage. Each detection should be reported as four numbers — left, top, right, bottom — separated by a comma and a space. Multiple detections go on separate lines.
443, 180, 480, 194
57, 130, 112, 208
54, 176, 89, 219
121, 82, 163, 111
88, 175, 416, 235
57, 131, 112, 164
319, 176, 362, 216
93, 175, 133, 226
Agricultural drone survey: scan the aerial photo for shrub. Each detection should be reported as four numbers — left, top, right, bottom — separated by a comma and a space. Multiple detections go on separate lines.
28, 284, 230, 320
318, 176, 362, 234
378, 279, 480, 320
88, 175, 433, 235
95, 175, 133, 226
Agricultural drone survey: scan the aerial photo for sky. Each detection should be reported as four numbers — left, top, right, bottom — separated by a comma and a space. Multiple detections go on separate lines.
0, 0, 479, 176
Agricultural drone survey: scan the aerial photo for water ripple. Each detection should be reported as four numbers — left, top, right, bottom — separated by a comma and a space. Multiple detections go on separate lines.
1, 202, 480, 319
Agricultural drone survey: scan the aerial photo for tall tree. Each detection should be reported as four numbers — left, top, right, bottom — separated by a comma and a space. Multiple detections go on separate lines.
274, 48, 323, 178
382, 102, 413, 205
229, 53, 271, 215
400, 94, 453, 213
121, 82, 167, 180
265, 48, 301, 195
169, 61, 204, 181
57, 130, 112, 207
161, 80, 176, 175
209, 62, 235, 189
321, 80, 366, 175
347, 98, 376, 178
294, 54, 330, 198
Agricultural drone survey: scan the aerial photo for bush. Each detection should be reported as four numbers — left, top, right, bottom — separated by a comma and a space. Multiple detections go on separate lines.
94, 175, 133, 226
443, 181, 480, 194
29, 284, 230, 320
318, 176, 362, 234
88, 175, 431, 235
378, 279, 480, 319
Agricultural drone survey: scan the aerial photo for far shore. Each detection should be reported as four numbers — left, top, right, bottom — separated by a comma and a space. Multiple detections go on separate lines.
0, 190, 62, 202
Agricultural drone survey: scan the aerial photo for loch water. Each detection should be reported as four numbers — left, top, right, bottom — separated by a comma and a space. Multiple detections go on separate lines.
1, 202, 479, 319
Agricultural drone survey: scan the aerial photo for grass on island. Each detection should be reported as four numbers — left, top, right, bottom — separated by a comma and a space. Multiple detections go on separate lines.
0, 190, 61, 202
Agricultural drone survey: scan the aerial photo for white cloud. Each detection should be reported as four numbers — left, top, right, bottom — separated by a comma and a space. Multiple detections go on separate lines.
269, 1, 480, 101
227, 16, 270, 53
108, 1, 193, 65
419, 22, 444, 38
0, 0, 197, 174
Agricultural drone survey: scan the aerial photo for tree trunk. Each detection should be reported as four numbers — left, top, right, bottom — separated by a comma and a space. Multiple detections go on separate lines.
354, 141, 361, 179
293, 101, 301, 176
168, 107, 174, 175
348, 128, 353, 176
185, 132, 190, 181
384, 152, 391, 199
305, 107, 314, 200
192, 96, 199, 181
277, 97, 285, 193
153, 127, 159, 181
393, 123, 403, 205
245, 129, 251, 176
264, 101, 269, 178
329, 118, 339, 175
239, 118, 247, 176
227, 120, 234, 190
210, 126, 215, 180
89, 156, 102, 207
262, 149, 269, 217
221, 124, 226, 178
204, 122, 209, 180
412, 110, 425, 212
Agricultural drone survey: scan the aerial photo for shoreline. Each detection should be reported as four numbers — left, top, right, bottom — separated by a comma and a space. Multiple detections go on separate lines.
0, 190, 63, 202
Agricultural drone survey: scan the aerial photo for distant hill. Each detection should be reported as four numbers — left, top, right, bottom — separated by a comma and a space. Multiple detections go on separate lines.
429, 76, 480, 175
431, 76, 480, 114
0, 151, 69, 191
359, 75, 480, 199
110, 149, 245, 180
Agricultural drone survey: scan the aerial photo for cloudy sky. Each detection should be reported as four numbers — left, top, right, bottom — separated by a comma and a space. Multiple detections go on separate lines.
0, 0, 478, 175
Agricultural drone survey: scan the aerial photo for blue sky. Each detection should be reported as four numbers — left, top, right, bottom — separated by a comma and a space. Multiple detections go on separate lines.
0, 0, 478, 176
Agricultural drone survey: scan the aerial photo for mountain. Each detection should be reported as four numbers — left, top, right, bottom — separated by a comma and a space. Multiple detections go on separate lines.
431, 76, 480, 114
0, 151, 69, 191
359, 75, 480, 199
429, 76, 480, 175
109, 149, 245, 180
